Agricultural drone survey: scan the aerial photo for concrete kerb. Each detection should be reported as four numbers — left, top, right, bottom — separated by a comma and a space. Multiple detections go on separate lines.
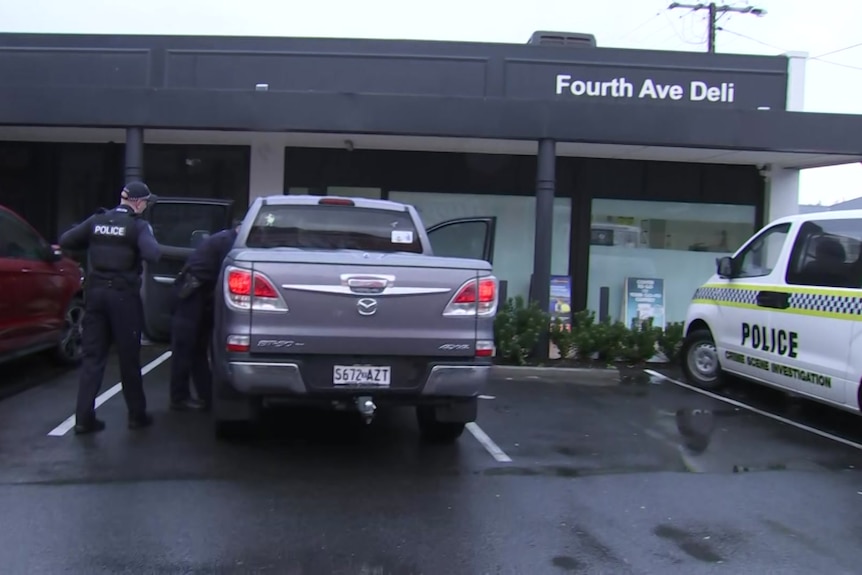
490, 365, 621, 386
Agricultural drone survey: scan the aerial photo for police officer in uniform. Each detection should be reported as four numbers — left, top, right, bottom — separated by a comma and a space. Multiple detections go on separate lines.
59, 182, 162, 434
168, 221, 241, 411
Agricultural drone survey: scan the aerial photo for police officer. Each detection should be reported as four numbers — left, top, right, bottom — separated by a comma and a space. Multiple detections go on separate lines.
59, 181, 162, 434
168, 220, 241, 411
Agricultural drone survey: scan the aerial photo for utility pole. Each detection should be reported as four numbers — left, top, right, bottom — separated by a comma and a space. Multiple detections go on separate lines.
667, 2, 767, 53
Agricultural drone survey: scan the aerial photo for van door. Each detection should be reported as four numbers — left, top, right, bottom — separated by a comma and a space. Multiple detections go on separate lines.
710, 222, 794, 385
425, 217, 497, 264
781, 217, 861, 408
141, 198, 235, 342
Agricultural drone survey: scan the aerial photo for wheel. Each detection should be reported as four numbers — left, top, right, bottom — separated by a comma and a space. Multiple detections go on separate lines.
53, 296, 85, 366
681, 328, 724, 390
416, 406, 466, 444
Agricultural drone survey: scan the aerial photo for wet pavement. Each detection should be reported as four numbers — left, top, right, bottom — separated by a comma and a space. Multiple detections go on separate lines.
1, 349, 862, 574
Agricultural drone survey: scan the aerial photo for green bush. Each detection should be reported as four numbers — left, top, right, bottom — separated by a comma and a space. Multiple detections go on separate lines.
620, 317, 661, 363
493, 296, 550, 365
658, 321, 685, 363
495, 300, 685, 366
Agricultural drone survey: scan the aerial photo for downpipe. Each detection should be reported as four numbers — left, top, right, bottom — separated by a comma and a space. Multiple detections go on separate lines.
356, 396, 376, 424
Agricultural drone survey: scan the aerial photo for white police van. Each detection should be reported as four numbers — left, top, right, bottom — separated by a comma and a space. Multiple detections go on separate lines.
681, 209, 862, 416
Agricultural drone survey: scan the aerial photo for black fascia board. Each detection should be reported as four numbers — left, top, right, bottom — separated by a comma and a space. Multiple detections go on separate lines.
0, 86, 859, 157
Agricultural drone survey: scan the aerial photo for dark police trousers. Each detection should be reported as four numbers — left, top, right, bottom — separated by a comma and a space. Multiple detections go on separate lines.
169, 289, 213, 405
76, 286, 147, 423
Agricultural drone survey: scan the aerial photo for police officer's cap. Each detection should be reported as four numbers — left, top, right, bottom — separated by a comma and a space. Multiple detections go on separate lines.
122, 181, 158, 202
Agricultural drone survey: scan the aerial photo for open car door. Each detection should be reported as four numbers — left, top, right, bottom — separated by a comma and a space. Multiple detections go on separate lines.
141, 197, 235, 342
425, 217, 497, 263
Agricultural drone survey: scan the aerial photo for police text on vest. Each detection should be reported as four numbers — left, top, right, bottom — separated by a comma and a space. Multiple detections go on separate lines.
93, 225, 127, 236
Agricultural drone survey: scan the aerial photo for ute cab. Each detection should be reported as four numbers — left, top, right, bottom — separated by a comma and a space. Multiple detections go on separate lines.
680, 208, 862, 417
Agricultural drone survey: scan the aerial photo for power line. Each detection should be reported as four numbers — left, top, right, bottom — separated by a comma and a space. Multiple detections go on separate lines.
812, 41, 862, 60
667, 2, 767, 52
717, 27, 862, 72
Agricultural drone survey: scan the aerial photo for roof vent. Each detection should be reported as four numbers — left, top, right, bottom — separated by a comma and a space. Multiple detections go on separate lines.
527, 31, 597, 47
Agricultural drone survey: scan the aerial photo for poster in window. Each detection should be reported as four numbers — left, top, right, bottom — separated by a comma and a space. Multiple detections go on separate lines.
549, 275, 572, 323
622, 277, 665, 330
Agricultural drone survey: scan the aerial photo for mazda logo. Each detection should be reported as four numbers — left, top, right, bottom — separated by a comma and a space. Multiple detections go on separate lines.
356, 298, 378, 316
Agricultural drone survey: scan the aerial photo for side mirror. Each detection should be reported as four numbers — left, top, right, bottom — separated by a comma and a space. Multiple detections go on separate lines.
716, 256, 734, 278
48, 244, 64, 262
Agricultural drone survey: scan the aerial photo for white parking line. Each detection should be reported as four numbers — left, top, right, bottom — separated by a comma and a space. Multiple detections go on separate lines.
644, 369, 862, 452
47, 351, 173, 437
466, 422, 512, 462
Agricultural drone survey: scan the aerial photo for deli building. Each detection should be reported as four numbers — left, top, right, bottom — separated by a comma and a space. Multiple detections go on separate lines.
0, 30, 860, 325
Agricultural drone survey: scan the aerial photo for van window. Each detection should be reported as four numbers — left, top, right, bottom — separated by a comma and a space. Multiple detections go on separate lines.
786, 219, 862, 289
734, 223, 791, 278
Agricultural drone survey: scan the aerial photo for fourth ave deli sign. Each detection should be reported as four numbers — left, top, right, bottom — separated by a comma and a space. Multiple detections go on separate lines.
555, 75, 736, 104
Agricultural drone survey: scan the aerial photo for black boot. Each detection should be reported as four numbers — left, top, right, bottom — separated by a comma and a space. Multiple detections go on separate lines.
128, 413, 153, 429
74, 417, 106, 435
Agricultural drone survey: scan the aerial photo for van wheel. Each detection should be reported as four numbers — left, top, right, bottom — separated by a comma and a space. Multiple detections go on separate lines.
682, 329, 723, 390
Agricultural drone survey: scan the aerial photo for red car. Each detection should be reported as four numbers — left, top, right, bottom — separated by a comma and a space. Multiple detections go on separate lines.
0, 205, 85, 366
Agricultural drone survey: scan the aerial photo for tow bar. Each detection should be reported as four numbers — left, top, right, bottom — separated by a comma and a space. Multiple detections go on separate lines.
356, 396, 376, 424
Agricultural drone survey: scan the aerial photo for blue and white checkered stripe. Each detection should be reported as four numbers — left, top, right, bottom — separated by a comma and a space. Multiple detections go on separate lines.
693, 286, 758, 306
789, 292, 862, 317
693, 285, 862, 318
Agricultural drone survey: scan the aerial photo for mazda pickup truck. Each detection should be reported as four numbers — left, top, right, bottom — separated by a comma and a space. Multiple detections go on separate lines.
141, 195, 499, 442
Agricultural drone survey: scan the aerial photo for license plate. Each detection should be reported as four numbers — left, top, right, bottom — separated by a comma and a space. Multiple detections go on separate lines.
333, 365, 391, 387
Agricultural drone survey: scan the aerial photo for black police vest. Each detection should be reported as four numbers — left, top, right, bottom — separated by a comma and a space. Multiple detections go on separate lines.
87, 208, 141, 285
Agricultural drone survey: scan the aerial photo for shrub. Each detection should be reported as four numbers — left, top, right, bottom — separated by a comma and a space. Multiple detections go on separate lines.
658, 321, 686, 363
493, 296, 550, 365
620, 317, 661, 363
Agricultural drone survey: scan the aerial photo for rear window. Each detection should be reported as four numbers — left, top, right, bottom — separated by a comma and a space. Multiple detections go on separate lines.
245, 205, 423, 253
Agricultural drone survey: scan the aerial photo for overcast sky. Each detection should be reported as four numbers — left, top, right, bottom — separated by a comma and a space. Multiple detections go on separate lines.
3, 0, 860, 206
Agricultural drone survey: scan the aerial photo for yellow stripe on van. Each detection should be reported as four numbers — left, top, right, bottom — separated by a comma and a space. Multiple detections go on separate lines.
693, 283, 862, 321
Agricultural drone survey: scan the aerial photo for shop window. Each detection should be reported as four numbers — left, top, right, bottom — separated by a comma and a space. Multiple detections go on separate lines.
588, 199, 756, 324
389, 191, 571, 301
786, 219, 862, 289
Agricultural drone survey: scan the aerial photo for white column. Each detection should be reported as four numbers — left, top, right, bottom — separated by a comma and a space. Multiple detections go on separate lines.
248, 135, 285, 202
761, 51, 808, 225
764, 167, 801, 224
784, 51, 808, 112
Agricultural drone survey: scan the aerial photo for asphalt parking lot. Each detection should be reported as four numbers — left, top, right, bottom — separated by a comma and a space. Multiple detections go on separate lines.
2, 349, 862, 575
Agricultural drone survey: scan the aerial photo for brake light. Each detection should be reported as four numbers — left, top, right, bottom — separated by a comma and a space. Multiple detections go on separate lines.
225, 267, 288, 311
443, 276, 498, 317
318, 197, 355, 206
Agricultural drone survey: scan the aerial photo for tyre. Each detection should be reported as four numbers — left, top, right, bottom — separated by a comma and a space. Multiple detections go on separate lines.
416, 406, 466, 444
681, 328, 724, 390
53, 296, 85, 366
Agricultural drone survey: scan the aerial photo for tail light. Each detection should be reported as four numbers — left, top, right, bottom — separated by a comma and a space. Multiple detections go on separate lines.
226, 335, 250, 352
475, 340, 495, 357
443, 276, 498, 317
225, 266, 288, 311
